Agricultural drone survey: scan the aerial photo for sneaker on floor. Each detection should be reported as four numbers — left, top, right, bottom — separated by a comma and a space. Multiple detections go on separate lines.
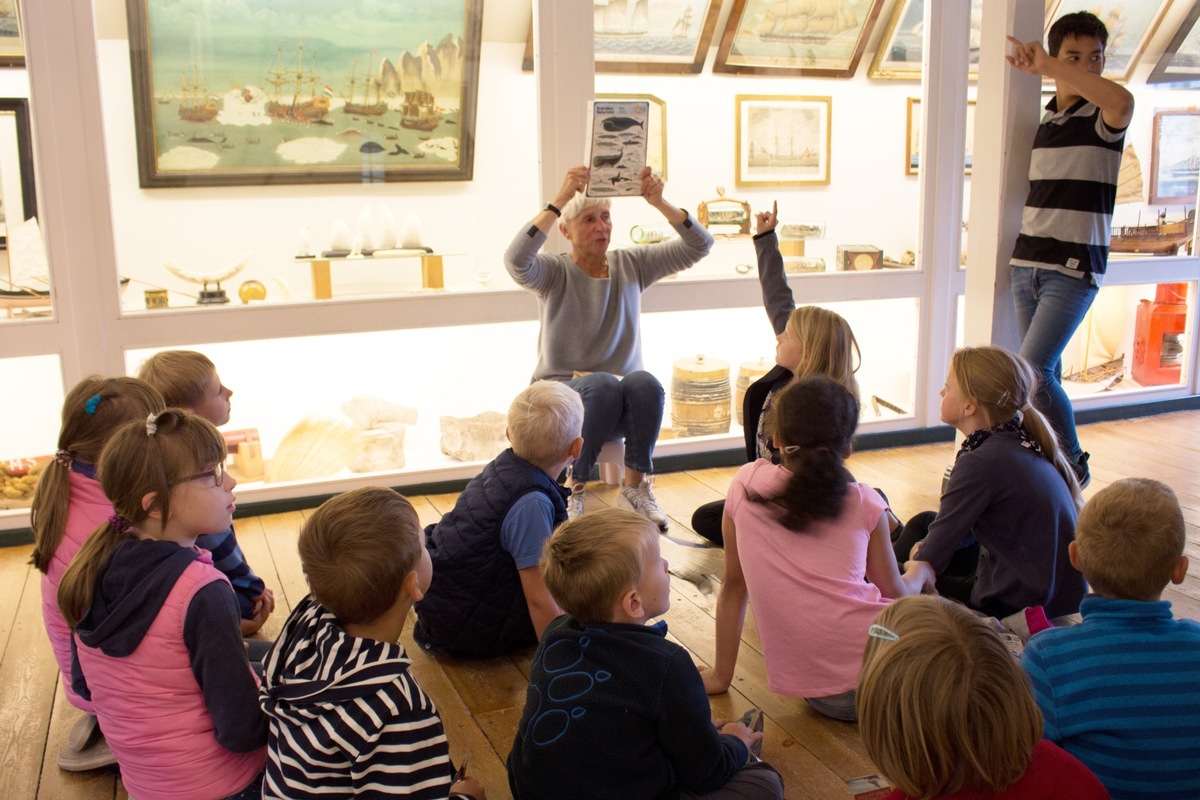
1072, 451, 1091, 490
57, 732, 117, 772
619, 480, 669, 531
66, 713, 101, 752
567, 485, 585, 519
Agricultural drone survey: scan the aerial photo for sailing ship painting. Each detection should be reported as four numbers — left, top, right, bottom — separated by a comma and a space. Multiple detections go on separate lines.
595, 0, 649, 38
589, 0, 714, 64
737, 95, 831, 186
715, 0, 881, 77
130, 0, 482, 186
756, 0, 859, 43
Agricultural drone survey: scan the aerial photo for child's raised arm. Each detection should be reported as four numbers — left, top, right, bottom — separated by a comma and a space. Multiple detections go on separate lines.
699, 513, 750, 695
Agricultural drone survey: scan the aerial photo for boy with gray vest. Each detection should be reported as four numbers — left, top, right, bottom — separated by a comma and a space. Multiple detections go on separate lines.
414, 381, 583, 657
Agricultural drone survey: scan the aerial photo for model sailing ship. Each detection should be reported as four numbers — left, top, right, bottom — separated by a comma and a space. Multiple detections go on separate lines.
595, 0, 649, 38
758, 0, 859, 42
1111, 209, 1196, 256
266, 41, 330, 123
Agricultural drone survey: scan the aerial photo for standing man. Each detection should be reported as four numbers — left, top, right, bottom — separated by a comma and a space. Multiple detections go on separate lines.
1006, 11, 1134, 488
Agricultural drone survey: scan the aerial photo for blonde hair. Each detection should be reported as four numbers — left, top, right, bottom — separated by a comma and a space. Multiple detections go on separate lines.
952, 346, 1082, 510
541, 508, 658, 624
58, 409, 226, 628
560, 194, 611, 224
300, 487, 423, 625
30, 377, 165, 573
1075, 478, 1185, 601
137, 350, 217, 408
785, 305, 860, 400
508, 381, 583, 467
857, 596, 1042, 798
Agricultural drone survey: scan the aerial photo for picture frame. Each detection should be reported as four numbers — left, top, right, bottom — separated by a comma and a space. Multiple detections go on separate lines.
523, 0, 723, 74
125, 0, 483, 188
596, 93, 667, 179
1149, 109, 1200, 204
713, 0, 885, 77
0, 98, 37, 242
735, 95, 831, 187
868, 0, 983, 80
905, 98, 976, 176
1046, 0, 1175, 83
0, 0, 23, 68
1148, 0, 1200, 84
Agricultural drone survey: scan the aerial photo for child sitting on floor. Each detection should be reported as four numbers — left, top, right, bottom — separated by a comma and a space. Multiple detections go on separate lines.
858, 595, 1108, 799
508, 508, 784, 800
260, 487, 484, 800
414, 380, 582, 657
701, 376, 922, 721
1022, 478, 1200, 799
58, 409, 266, 799
30, 376, 163, 772
138, 350, 274, 636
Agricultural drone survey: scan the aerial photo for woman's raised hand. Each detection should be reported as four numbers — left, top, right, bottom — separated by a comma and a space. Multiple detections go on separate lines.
756, 200, 778, 235
640, 166, 665, 206
555, 166, 590, 208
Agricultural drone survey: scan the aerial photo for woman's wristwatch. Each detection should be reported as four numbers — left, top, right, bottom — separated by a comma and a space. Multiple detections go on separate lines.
544, 202, 562, 217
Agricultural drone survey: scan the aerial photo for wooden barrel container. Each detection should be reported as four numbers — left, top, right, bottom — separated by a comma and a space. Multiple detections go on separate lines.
671, 355, 731, 437
734, 359, 773, 426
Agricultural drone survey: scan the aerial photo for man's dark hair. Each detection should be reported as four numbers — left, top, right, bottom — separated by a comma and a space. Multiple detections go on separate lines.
1048, 11, 1108, 57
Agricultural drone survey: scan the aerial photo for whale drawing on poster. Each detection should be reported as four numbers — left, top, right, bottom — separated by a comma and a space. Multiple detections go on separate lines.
586, 100, 650, 197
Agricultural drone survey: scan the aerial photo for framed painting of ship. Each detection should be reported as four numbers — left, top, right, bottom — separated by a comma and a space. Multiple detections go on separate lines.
1149, 109, 1200, 205
523, 0, 722, 74
735, 95, 831, 186
713, 0, 885, 78
0, 0, 22, 67
596, 93, 667, 178
868, 0, 983, 80
125, 0, 483, 187
0, 98, 35, 243
1046, 0, 1175, 83
905, 98, 975, 176
1148, 0, 1200, 84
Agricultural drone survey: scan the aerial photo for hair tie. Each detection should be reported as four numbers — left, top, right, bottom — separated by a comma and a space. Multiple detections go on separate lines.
108, 514, 131, 534
145, 413, 158, 436
84, 394, 103, 415
54, 449, 73, 468
868, 624, 899, 642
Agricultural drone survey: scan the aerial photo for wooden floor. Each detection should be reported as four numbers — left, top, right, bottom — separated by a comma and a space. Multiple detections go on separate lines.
4, 411, 1200, 799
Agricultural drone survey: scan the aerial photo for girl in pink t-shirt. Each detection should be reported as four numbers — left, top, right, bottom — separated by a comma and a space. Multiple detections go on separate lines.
700, 377, 923, 720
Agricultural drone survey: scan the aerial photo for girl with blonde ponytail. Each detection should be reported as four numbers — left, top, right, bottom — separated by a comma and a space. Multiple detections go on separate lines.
901, 346, 1084, 619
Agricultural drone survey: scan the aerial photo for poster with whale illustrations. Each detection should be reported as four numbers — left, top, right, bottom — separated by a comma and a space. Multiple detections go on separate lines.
586, 100, 651, 197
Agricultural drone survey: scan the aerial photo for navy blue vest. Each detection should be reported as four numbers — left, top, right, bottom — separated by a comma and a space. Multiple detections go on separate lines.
414, 449, 569, 657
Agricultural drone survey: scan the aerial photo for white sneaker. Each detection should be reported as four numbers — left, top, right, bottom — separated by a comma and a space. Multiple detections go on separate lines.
619, 480, 669, 531
567, 485, 585, 519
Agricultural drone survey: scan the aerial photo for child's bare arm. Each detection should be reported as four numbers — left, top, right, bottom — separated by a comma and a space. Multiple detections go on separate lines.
865, 513, 918, 598
701, 514, 749, 694
518, 566, 562, 640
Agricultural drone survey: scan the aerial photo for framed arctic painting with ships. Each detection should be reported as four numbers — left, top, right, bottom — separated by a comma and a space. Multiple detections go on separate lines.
126, 0, 483, 187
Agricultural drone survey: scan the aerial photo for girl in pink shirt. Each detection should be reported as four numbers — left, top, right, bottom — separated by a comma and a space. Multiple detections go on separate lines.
29, 376, 163, 770
700, 377, 922, 720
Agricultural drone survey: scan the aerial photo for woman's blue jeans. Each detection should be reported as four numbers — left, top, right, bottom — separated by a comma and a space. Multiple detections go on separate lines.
1010, 266, 1098, 464
566, 370, 664, 480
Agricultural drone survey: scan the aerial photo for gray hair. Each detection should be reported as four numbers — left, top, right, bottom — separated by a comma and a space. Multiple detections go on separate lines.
507, 380, 584, 467
561, 193, 612, 223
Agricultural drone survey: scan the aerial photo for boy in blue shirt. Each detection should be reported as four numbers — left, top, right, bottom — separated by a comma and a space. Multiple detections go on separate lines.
1022, 478, 1200, 799
414, 381, 582, 657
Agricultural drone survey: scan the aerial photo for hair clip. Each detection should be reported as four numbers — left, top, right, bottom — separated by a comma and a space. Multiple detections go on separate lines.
145, 413, 158, 436
108, 513, 131, 534
781, 445, 801, 454
84, 394, 103, 415
868, 624, 899, 642
53, 449, 73, 468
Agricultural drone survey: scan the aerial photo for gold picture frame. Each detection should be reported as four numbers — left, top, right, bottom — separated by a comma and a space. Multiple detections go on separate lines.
735, 95, 831, 187
595, 93, 667, 179
714, 0, 884, 77
906, 98, 976, 176
1047, 0, 1175, 83
0, 0, 23, 68
868, 0, 983, 80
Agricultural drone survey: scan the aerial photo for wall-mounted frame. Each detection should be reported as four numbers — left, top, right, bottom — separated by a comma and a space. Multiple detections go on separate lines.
1148, 0, 1200, 84
125, 0, 483, 188
1047, 0, 1175, 83
906, 98, 975, 176
0, 98, 36, 241
595, 93, 667, 179
1149, 109, 1200, 205
869, 0, 983, 80
0, 1, 23, 68
713, 0, 884, 77
523, 0, 722, 74
735, 95, 831, 187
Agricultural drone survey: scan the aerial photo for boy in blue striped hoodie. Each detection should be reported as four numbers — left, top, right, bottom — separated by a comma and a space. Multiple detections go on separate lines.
1021, 478, 1200, 800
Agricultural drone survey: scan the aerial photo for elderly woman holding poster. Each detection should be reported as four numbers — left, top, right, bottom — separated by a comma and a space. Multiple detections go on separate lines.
504, 165, 713, 530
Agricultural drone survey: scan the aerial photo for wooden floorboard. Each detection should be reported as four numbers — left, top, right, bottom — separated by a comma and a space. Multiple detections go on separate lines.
2, 411, 1198, 798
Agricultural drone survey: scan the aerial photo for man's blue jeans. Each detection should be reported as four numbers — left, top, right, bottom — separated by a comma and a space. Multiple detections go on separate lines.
566, 371, 664, 480
1010, 266, 1098, 465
